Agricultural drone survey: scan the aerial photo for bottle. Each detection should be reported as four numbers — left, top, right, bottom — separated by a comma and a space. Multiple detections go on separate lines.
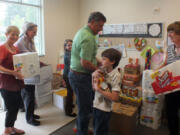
56, 64, 61, 75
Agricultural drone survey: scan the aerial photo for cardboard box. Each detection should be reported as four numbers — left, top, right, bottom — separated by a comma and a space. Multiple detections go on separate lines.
24, 65, 53, 85
13, 52, 40, 78
53, 88, 67, 110
35, 81, 52, 96
24, 75, 40, 84
36, 92, 52, 107
39, 65, 53, 84
52, 73, 63, 89
109, 103, 138, 135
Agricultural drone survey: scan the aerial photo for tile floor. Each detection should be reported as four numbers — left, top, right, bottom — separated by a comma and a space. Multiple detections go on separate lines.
0, 103, 171, 135
0, 103, 75, 135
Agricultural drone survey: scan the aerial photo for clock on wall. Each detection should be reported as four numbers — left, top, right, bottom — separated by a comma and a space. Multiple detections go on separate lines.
148, 23, 162, 37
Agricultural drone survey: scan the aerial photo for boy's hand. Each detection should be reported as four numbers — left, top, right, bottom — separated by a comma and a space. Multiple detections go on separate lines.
92, 70, 101, 90
93, 76, 100, 91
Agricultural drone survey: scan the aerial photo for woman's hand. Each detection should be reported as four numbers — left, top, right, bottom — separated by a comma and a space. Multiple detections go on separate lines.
62, 79, 66, 87
12, 71, 24, 80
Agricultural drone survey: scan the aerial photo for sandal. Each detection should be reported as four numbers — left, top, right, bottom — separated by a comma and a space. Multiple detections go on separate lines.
12, 128, 25, 135
2, 127, 13, 135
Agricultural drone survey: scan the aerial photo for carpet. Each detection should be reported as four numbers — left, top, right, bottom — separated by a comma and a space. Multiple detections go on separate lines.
49, 119, 76, 135
49, 118, 169, 135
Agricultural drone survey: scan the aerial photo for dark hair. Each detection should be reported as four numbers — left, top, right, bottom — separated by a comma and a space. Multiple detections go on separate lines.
167, 21, 180, 35
88, 11, 106, 23
102, 48, 122, 69
64, 39, 72, 51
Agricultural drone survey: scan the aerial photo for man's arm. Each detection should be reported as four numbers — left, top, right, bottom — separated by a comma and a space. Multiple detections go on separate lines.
96, 57, 102, 67
81, 59, 97, 72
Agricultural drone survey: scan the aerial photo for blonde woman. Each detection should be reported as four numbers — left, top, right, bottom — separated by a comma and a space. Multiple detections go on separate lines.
0, 26, 25, 135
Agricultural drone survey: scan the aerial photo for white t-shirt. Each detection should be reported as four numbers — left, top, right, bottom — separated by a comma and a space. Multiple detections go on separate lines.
93, 68, 121, 112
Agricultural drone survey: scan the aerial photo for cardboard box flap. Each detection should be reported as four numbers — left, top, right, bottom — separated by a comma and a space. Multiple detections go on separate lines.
112, 103, 138, 117
54, 89, 67, 96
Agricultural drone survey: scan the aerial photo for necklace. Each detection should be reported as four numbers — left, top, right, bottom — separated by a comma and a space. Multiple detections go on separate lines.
5, 43, 16, 54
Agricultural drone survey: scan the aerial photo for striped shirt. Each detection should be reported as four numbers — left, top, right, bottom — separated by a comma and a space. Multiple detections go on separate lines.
167, 44, 180, 65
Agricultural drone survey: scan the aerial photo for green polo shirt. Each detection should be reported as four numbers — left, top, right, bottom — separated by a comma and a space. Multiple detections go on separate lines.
70, 25, 98, 73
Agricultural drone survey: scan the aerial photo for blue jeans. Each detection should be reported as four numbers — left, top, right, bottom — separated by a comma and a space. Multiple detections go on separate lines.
68, 71, 94, 135
93, 108, 111, 135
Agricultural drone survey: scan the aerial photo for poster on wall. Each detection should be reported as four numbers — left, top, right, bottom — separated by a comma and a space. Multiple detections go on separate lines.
100, 22, 163, 38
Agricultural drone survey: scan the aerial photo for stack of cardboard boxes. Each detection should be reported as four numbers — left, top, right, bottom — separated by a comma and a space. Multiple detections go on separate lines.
120, 58, 142, 105
13, 52, 53, 107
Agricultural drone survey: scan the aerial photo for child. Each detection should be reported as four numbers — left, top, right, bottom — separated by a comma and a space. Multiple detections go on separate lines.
63, 39, 76, 117
92, 48, 122, 135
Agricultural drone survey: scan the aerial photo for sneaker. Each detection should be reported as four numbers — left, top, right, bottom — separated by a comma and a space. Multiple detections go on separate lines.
33, 114, 40, 119
66, 113, 77, 117
72, 104, 75, 108
88, 127, 94, 135
72, 127, 93, 135
27, 119, 40, 126
20, 108, 25, 112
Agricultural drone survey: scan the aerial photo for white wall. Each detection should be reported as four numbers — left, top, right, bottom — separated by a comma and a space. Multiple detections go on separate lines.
79, 0, 180, 70
79, 0, 180, 31
40, 0, 80, 71
41, 0, 180, 71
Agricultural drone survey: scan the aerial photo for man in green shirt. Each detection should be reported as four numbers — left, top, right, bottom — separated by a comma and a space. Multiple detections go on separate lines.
69, 11, 106, 135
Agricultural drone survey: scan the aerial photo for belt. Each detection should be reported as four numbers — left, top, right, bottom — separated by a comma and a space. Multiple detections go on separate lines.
70, 69, 90, 75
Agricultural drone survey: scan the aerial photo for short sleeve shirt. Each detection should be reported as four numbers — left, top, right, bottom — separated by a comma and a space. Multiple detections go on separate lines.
93, 68, 121, 112
167, 44, 180, 65
0, 45, 24, 91
70, 25, 98, 73
15, 35, 36, 53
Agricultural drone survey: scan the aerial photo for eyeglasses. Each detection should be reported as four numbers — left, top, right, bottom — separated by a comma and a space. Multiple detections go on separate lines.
66, 44, 72, 47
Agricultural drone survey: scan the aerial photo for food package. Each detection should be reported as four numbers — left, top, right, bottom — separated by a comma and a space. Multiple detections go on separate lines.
140, 108, 162, 129
124, 64, 140, 75
122, 79, 136, 87
13, 52, 40, 78
142, 60, 180, 95
51, 73, 63, 89
123, 73, 140, 82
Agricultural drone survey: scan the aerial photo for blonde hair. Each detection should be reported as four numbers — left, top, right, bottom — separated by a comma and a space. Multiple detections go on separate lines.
5, 26, 20, 35
22, 22, 37, 35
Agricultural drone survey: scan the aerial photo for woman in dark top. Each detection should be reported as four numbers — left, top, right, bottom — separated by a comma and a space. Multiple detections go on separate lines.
63, 39, 76, 117
0, 26, 25, 135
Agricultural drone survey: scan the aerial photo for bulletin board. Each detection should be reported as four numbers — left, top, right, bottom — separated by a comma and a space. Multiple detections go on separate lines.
99, 23, 163, 38
98, 35, 165, 71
